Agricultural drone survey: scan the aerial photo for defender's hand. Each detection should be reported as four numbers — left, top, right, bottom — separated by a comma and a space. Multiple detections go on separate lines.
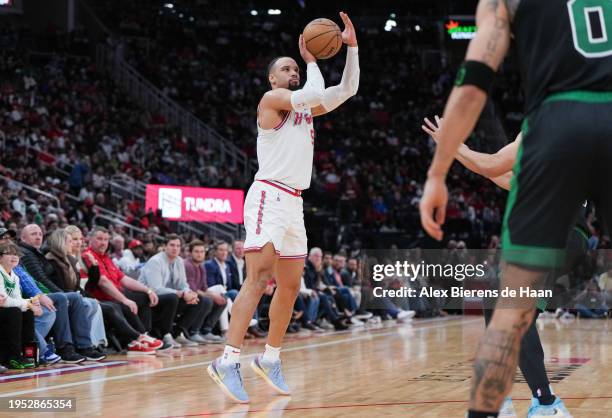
422, 115, 443, 143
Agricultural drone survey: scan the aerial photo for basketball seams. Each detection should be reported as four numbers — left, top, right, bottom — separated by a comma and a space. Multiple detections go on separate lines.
303, 18, 342, 59
314, 33, 341, 58
304, 28, 341, 43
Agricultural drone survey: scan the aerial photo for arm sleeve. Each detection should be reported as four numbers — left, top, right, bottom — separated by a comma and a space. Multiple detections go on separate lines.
321, 47, 360, 112
290, 63, 325, 111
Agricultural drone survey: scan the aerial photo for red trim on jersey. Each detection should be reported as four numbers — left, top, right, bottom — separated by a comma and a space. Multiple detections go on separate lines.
258, 180, 302, 197
255, 190, 266, 235
244, 246, 281, 255
278, 254, 307, 259
273, 111, 291, 130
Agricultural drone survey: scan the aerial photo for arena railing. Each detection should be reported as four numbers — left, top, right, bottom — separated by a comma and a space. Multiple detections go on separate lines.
95, 44, 258, 179
0, 175, 61, 209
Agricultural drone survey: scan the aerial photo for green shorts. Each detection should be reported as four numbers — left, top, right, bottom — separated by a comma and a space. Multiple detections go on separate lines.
502, 91, 612, 269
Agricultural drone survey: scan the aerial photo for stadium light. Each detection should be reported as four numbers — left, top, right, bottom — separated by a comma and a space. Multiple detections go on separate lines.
163, 3, 173, 9
268, 9, 281, 15
250, 10, 258, 16
384, 19, 397, 32
178, 13, 183, 18
415, 25, 421, 32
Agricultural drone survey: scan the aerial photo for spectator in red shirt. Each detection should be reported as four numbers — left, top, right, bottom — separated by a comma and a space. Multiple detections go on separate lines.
83, 226, 172, 354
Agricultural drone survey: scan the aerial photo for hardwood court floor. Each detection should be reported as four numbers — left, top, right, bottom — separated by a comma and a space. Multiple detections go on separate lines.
0, 316, 609, 417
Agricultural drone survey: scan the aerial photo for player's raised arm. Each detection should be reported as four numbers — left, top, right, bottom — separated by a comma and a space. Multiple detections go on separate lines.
260, 35, 325, 112
422, 116, 521, 178
419, 0, 511, 240
312, 12, 360, 117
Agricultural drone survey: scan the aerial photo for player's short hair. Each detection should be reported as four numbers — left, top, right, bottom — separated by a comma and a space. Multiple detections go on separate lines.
267, 56, 288, 75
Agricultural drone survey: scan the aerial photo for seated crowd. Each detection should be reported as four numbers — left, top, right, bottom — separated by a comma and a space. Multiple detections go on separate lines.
0, 222, 425, 374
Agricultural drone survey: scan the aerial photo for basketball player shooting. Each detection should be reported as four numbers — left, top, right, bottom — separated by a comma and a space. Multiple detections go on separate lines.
419, 0, 612, 415
208, 12, 360, 403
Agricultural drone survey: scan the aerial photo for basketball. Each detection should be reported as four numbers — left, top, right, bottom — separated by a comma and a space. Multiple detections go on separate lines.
303, 18, 342, 60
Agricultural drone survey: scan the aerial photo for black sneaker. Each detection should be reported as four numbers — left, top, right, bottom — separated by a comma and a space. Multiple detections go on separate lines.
8, 356, 35, 369
58, 345, 86, 364
332, 318, 349, 331
78, 347, 107, 361
155, 342, 173, 352
302, 322, 318, 331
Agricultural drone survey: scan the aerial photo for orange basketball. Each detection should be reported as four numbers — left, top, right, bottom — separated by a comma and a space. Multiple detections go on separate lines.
303, 18, 342, 60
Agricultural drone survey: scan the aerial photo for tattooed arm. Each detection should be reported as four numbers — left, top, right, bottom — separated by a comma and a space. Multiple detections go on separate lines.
420, 0, 511, 240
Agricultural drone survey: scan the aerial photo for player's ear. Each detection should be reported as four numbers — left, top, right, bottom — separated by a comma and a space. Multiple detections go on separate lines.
268, 73, 275, 87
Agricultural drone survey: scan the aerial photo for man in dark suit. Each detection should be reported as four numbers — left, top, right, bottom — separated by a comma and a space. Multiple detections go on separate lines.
205, 241, 265, 338
226, 240, 246, 291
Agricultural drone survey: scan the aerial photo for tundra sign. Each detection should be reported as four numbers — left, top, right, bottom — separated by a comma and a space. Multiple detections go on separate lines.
145, 185, 244, 223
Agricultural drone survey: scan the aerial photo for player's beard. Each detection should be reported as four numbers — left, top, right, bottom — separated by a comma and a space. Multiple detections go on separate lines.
288, 80, 300, 91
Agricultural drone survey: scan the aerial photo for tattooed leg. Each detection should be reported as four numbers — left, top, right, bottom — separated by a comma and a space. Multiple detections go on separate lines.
469, 263, 547, 412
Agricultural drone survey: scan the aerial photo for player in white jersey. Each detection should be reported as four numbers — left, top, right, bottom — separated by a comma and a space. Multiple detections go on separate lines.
208, 12, 360, 403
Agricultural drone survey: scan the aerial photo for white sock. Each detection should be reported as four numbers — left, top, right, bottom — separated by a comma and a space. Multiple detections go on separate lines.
221, 345, 241, 364
262, 344, 281, 363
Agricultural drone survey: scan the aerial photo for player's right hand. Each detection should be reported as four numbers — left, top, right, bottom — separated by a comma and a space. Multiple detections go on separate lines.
419, 175, 448, 241
299, 34, 317, 64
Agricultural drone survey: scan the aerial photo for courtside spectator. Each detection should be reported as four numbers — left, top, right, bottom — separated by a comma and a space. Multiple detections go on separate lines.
46, 229, 107, 359
206, 241, 266, 338
184, 240, 225, 343
18, 224, 98, 362
83, 226, 168, 354
226, 240, 246, 290
304, 248, 349, 331
0, 242, 38, 369
140, 234, 208, 347
115, 239, 146, 279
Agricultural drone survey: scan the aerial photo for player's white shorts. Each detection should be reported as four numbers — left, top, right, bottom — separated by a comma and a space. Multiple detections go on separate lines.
243, 180, 307, 259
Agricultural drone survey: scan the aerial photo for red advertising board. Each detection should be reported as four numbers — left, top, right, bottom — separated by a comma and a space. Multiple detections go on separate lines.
145, 184, 244, 223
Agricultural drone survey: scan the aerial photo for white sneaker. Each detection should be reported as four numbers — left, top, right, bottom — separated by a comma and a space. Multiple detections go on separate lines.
355, 311, 373, 320
163, 333, 181, 348
202, 333, 225, 344
188, 333, 208, 345
175, 332, 198, 347
317, 319, 334, 330
397, 310, 416, 321
350, 317, 365, 327
499, 396, 517, 418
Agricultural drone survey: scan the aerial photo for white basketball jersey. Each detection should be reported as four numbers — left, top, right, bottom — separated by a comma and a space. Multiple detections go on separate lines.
254, 108, 315, 190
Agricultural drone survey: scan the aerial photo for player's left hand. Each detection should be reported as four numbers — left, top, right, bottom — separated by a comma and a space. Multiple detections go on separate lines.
422, 115, 442, 142
340, 12, 357, 47
419, 176, 448, 241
